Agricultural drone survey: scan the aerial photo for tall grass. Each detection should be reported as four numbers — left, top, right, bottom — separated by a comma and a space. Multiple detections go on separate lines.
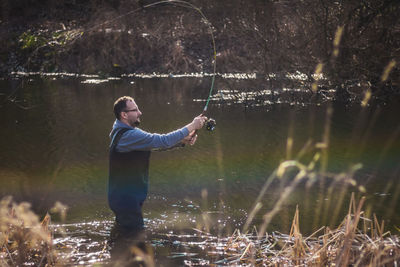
0, 196, 67, 266
222, 193, 400, 266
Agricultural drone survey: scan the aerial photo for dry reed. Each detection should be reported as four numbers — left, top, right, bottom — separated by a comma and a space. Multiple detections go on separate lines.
222, 193, 400, 266
1, 194, 399, 266
0, 196, 67, 267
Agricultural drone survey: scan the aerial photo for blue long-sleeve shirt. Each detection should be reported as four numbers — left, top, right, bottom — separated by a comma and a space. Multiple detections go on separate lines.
110, 119, 189, 152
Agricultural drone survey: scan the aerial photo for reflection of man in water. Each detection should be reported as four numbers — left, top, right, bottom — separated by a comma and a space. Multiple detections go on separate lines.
108, 96, 207, 230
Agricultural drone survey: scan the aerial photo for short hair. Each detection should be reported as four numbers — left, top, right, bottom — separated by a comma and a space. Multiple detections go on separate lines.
113, 96, 134, 120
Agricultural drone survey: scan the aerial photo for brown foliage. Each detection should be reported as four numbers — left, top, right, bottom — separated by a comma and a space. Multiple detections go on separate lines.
0, 196, 67, 266
0, 0, 398, 99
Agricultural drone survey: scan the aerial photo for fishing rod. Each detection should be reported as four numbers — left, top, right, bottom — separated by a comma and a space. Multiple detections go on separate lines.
86, 0, 217, 131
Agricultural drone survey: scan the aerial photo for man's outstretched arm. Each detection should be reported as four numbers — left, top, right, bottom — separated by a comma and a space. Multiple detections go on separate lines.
115, 114, 206, 152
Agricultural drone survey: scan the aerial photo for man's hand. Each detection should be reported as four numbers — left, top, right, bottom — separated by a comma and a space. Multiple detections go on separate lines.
186, 114, 207, 132
182, 130, 198, 146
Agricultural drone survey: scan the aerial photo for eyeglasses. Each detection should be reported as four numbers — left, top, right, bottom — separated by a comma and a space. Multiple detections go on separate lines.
123, 109, 137, 113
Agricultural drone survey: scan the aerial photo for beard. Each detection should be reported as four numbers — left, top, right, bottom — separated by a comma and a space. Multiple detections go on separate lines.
128, 118, 140, 127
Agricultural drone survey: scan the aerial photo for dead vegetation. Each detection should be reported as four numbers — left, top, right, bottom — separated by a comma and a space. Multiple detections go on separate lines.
224, 193, 400, 266
0, 196, 67, 267
1, 0, 398, 99
1, 192, 399, 266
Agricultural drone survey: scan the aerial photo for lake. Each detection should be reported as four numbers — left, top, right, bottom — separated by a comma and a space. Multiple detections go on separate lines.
0, 73, 399, 265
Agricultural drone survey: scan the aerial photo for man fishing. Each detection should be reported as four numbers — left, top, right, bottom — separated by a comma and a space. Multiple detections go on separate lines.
108, 96, 207, 229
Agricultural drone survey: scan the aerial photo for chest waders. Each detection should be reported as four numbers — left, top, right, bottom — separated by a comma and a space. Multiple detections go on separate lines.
108, 128, 151, 229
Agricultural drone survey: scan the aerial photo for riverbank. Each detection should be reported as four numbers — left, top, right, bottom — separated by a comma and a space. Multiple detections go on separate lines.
1, 0, 399, 102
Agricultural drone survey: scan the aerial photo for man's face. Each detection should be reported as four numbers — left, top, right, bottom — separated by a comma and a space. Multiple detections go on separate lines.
123, 100, 142, 127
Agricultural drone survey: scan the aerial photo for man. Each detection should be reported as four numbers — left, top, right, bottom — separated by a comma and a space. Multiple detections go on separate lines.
108, 96, 207, 229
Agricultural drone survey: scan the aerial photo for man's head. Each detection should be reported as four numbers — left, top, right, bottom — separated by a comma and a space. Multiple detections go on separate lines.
113, 96, 142, 127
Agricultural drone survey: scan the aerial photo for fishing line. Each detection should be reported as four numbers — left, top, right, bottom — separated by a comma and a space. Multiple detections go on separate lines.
85, 0, 217, 120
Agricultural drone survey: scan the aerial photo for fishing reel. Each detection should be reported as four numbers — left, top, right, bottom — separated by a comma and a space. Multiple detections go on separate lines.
205, 118, 216, 131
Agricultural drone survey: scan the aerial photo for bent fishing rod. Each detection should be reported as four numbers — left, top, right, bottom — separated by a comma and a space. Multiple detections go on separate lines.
85, 0, 217, 131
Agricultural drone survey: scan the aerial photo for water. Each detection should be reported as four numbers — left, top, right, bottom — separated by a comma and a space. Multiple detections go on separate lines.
0, 74, 399, 265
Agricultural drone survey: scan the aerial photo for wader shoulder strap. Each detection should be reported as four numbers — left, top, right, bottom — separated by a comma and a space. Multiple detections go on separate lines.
110, 128, 131, 151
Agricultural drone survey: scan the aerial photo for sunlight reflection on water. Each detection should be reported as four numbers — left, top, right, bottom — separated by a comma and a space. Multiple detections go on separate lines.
52, 198, 249, 266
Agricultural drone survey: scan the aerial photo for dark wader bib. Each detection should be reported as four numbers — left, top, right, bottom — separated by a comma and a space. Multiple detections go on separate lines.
108, 128, 151, 229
